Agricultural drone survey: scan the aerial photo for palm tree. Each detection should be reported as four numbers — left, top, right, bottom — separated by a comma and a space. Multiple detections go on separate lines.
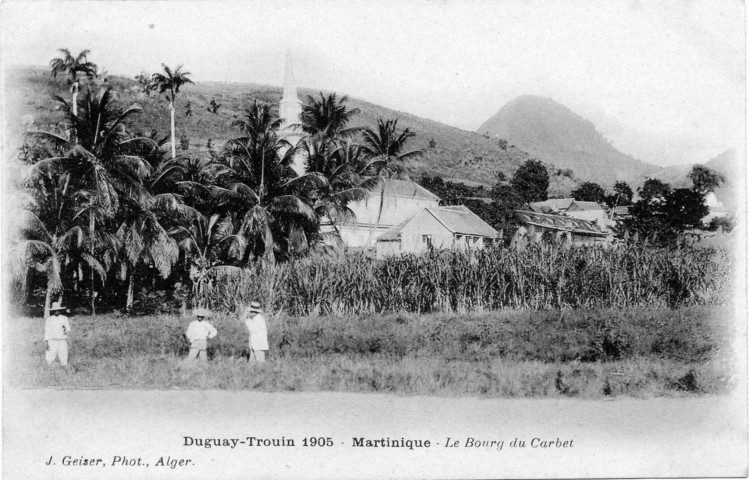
117, 194, 183, 311
299, 92, 361, 140
170, 213, 244, 307
11, 171, 107, 316
217, 101, 322, 261
360, 118, 423, 178
152, 64, 193, 159
26, 88, 154, 313
295, 135, 376, 242
360, 118, 423, 225
49, 49, 98, 116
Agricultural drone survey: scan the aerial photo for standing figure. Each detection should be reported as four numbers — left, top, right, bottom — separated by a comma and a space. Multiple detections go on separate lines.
45, 301, 71, 366
244, 302, 269, 363
185, 308, 217, 361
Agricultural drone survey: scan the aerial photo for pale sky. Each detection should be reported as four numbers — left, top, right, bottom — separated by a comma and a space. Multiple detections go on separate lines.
1, 0, 745, 166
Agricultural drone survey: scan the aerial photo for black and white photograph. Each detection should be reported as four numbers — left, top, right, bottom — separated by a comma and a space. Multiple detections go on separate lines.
1, 1, 747, 478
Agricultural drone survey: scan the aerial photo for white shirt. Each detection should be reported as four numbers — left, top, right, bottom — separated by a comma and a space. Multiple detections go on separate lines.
45, 314, 71, 341
185, 320, 217, 342
244, 313, 269, 351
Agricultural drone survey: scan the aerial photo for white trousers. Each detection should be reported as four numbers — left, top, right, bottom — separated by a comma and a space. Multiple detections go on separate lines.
187, 339, 208, 361
249, 350, 266, 363
46, 339, 68, 366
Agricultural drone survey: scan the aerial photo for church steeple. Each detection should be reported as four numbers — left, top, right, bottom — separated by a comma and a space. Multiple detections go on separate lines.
279, 50, 301, 133
278, 50, 306, 175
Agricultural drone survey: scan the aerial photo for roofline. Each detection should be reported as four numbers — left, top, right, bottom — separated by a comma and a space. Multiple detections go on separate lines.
522, 220, 610, 237
367, 180, 441, 201
376, 212, 422, 241
516, 210, 610, 236
425, 207, 499, 238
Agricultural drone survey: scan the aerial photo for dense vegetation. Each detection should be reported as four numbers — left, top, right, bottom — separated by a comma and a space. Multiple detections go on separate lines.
11, 52, 436, 316
97, 243, 729, 317
8, 51, 734, 318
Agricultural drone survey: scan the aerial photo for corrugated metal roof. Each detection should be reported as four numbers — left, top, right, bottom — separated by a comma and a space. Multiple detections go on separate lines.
376, 205, 499, 242
568, 201, 605, 211
371, 179, 440, 201
428, 206, 498, 238
529, 198, 575, 213
516, 210, 609, 236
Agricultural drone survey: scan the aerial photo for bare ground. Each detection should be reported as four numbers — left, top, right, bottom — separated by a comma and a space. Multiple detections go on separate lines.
3, 388, 747, 479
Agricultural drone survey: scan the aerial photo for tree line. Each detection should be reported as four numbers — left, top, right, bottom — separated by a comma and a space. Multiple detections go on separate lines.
11, 49, 731, 317
421, 159, 729, 244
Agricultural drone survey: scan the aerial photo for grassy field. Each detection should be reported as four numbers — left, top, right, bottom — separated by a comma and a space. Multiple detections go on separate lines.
5, 306, 736, 398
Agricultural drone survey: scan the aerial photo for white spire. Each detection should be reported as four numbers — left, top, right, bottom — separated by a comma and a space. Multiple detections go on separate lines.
282, 50, 297, 102
278, 50, 306, 175
279, 49, 302, 132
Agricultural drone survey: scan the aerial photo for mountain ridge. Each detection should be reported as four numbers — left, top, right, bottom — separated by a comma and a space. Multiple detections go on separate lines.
4, 66, 533, 188
477, 95, 662, 187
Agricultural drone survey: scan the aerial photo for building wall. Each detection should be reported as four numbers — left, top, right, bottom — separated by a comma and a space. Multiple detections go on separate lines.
452, 234, 487, 250
399, 212, 455, 254
376, 211, 495, 257
338, 224, 392, 248
348, 194, 439, 230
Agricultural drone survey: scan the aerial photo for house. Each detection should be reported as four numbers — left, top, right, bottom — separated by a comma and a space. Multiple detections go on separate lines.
376, 205, 498, 257
610, 205, 632, 221
515, 210, 611, 245
529, 198, 575, 214
337, 179, 441, 248
702, 192, 730, 224
565, 200, 608, 227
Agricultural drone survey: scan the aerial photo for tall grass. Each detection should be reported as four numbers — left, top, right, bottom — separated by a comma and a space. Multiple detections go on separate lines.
202, 244, 730, 315
6, 307, 735, 396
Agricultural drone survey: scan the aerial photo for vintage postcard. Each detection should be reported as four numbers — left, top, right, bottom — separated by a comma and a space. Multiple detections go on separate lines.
1, 0, 746, 478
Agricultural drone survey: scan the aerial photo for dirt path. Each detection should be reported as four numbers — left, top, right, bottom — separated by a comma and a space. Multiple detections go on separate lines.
3, 389, 747, 479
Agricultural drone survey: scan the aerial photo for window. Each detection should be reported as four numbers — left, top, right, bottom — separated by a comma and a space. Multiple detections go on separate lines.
422, 234, 432, 247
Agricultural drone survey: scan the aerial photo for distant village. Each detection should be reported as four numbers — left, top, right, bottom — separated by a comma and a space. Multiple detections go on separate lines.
274, 55, 731, 257
11, 50, 734, 315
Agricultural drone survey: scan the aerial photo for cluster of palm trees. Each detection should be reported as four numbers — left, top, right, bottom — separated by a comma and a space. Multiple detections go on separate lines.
12, 50, 423, 315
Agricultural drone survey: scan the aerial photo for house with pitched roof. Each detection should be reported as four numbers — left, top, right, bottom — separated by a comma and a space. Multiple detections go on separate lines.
565, 200, 608, 226
376, 205, 498, 257
516, 210, 611, 245
335, 179, 441, 248
529, 198, 575, 214
530, 198, 609, 229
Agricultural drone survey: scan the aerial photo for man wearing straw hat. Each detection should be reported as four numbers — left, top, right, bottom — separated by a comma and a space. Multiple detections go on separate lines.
243, 301, 268, 363
44, 301, 71, 366
185, 308, 218, 361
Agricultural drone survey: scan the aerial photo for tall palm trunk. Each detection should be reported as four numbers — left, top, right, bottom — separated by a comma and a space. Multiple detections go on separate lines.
170, 101, 176, 159
89, 213, 96, 314
126, 273, 135, 311
71, 79, 79, 117
44, 279, 53, 319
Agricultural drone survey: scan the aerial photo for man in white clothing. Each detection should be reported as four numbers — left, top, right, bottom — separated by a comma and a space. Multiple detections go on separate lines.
185, 308, 217, 361
45, 301, 71, 366
243, 301, 268, 363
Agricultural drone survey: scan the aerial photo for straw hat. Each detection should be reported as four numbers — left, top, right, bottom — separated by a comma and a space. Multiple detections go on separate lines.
193, 308, 211, 317
49, 301, 66, 312
247, 301, 263, 313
